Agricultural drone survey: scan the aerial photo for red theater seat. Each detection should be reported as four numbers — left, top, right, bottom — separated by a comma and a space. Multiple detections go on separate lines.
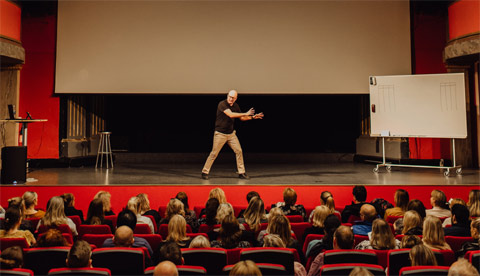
67, 216, 82, 230
103, 216, 117, 229
399, 266, 449, 276
0, 238, 30, 251
286, 215, 304, 223
290, 222, 312, 245
134, 223, 152, 234
0, 268, 35, 276
92, 247, 145, 275
82, 234, 113, 248
134, 234, 163, 253
323, 249, 378, 265
386, 216, 403, 224
240, 247, 297, 275
181, 248, 227, 275
24, 246, 71, 276
48, 267, 112, 276
78, 225, 112, 238
224, 263, 288, 275
319, 263, 386, 276
303, 234, 324, 255
445, 236, 474, 253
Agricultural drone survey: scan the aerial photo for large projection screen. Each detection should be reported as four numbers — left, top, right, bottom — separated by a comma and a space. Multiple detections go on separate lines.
55, 1, 411, 94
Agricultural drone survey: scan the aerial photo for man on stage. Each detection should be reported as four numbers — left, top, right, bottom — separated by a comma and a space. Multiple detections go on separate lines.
201, 89, 264, 180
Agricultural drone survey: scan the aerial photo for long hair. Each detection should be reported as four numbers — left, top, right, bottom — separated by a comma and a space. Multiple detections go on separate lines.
41, 196, 68, 227
205, 198, 220, 226
22, 191, 38, 209
468, 190, 480, 217
86, 198, 105, 225
312, 205, 331, 228
394, 189, 409, 211
422, 216, 450, 250
409, 244, 437, 266
283, 187, 297, 207
127, 197, 139, 215
216, 203, 234, 224
471, 218, 480, 243
61, 193, 75, 208
407, 199, 427, 220
263, 234, 286, 248
229, 260, 261, 276
322, 214, 342, 250
402, 210, 422, 234
7, 197, 25, 218
267, 215, 292, 246
165, 199, 185, 220
320, 191, 336, 213
136, 193, 150, 215
218, 214, 243, 249
4, 207, 21, 232
176, 192, 191, 213
94, 191, 112, 213
370, 219, 396, 249
209, 188, 227, 204
243, 196, 266, 232
166, 215, 189, 246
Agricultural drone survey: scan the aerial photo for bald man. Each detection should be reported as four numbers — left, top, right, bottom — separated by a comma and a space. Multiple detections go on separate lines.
153, 261, 178, 276
113, 225, 134, 247
201, 90, 264, 180
352, 204, 378, 236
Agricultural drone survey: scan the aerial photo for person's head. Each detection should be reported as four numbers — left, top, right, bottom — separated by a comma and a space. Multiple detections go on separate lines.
407, 199, 427, 220
409, 244, 437, 266
283, 187, 297, 206
136, 193, 151, 215
353, 186, 367, 202
167, 215, 188, 244
36, 228, 70, 247
218, 214, 243, 248
422, 216, 447, 248
22, 191, 39, 209
0, 246, 23, 269
226, 90, 238, 106
61, 193, 75, 208
393, 217, 404, 235
451, 204, 470, 225
4, 207, 22, 231
430, 190, 448, 209
370, 219, 396, 249
450, 198, 466, 207
320, 191, 336, 212
116, 208, 137, 230
7, 197, 25, 217
333, 225, 354, 249
360, 204, 377, 222
349, 267, 374, 276
66, 240, 92, 268
470, 218, 480, 241
448, 258, 480, 276
86, 198, 105, 225
216, 203, 234, 223
394, 189, 409, 211
324, 214, 342, 237
188, 235, 210, 248
127, 196, 140, 215
263, 234, 286, 248
94, 191, 112, 212
267, 215, 292, 246
402, 210, 422, 234
165, 199, 185, 219
43, 196, 67, 227
209, 188, 227, 204
311, 205, 331, 228
205, 198, 220, 225
175, 192, 190, 211
467, 189, 480, 217
267, 207, 283, 221
154, 260, 178, 276
401, 235, 423, 249
243, 196, 266, 232
246, 191, 260, 203
229, 260, 261, 276
158, 241, 183, 265
113, 225, 134, 247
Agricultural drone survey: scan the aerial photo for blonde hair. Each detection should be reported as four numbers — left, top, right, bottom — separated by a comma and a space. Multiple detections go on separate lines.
312, 205, 331, 228
468, 190, 480, 217
267, 215, 292, 246
216, 203, 234, 223
431, 190, 448, 209
209, 188, 227, 204
263, 234, 286, 248
283, 187, 297, 206
94, 191, 112, 212
41, 196, 68, 227
422, 216, 451, 250
471, 218, 480, 241
166, 215, 189, 246
22, 191, 38, 209
127, 197, 139, 215
229, 260, 261, 276
321, 191, 336, 213
370, 219, 396, 249
243, 197, 267, 232
349, 267, 374, 276
448, 258, 480, 276
402, 210, 422, 234
165, 199, 185, 220
268, 207, 283, 222
409, 244, 437, 266
136, 194, 151, 215
189, 235, 210, 248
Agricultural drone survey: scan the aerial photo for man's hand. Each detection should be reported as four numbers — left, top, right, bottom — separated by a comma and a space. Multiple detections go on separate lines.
246, 108, 255, 116
252, 112, 264, 119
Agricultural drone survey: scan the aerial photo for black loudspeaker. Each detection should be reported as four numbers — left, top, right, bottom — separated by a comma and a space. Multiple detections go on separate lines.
1, 146, 27, 184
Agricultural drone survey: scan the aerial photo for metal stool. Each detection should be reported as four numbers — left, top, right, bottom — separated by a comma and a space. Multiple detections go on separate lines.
96, 131, 113, 169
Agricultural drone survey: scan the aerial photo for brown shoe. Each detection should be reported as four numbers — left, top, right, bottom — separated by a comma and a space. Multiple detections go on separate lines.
201, 173, 209, 180
238, 173, 249, 180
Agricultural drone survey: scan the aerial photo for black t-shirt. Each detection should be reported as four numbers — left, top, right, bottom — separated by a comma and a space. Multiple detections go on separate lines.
215, 100, 241, 134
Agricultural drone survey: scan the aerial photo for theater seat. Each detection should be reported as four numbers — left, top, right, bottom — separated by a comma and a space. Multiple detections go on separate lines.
399, 266, 450, 276
82, 234, 114, 248
223, 263, 288, 275
181, 248, 227, 275
240, 247, 296, 275
290, 222, 311, 244
67, 216, 82, 231
323, 249, 378, 265
133, 223, 152, 234
387, 249, 411, 276
303, 234, 324, 255
0, 238, 30, 251
48, 267, 112, 276
445, 236, 474, 252
466, 250, 480, 273
24, 246, 71, 276
37, 224, 73, 235
319, 263, 386, 276
78, 225, 112, 238
0, 268, 35, 276
92, 247, 145, 275
386, 216, 403, 224
353, 235, 370, 247
286, 215, 304, 223
134, 234, 163, 253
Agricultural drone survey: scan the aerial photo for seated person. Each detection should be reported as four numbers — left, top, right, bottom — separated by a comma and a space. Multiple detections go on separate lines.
422, 216, 451, 251
302, 205, 330, 242
400, 235, 423, 249
306, 214, 341, 258
237, 196, 268, 232
154, 260, 178, 276
352, 204, 377, 236
61, 193, 84, 223
111, 225, 153, 267
384, 189, 409, 219
66, 240, 92, 268
163, 215, 192, 248
237, 191, 260, 219
127, 197, 154, 234
409, 244, 437, 266
448, 258, 480, 276
157, 241, 183, 265
355, 219, 400, 250
0, 246, 24, 269
455, 218, 480, 258
0, 207, 36, 246
23, 191, 46, 219
444, 204, 471, 237
341, 185, 368, 223
272, 187, 307, 221
229, 260, 261, 276
35, 228, 71, 247
442, 198, 466, 227
401, 210, 423, 235
426, 189, 451, 218
188, 235, 211, 248
84, 198, 114, 233
211, 214, 253, 249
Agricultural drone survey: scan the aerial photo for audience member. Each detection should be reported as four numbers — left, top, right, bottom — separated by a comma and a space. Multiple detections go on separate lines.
211, 214, 252, 249
393, 217, 404, 235
352, 204, 377, 236
422, 216, 451, 250
349, 267, 374, 276
1, 197, 34, 233
442, 198, 466, 227
409, 244, 437, 266
66, 240, 92, 268
197, 198, 220, 226
237, 196, 267, 232
188, 235, 210, 248
444, 204, 471, 237
160, 199, 185, 225
35, 228, 70, 247
467, 189, 480, 218
263, 234, 307, 276
273, 187, 307, 221
400, 235, 423, 249
157, 241, 183, 265
216, 203, 237, 225
402, 210, 423, 235
0, 246, 24, 269
384, 189, 409, 219
210, 187, 228, 204
265, 214, 305, 264
407, 199, 427, 220
85, 198, 114, 233
0, 207, 36, 246
113, 225, 134, 247
61, 193, 84, 222
23, 191, 46, 219
154, 260, 178, 276
305, 214, 341, 258
341, 185, 368, 223
303, 205, 330, 242
426, 190, 451, 218
448, 258, 480, 276
308, 225, 354, 276
256, 207, 283, 244
237, 191, 260, 219
38, 196, 78, 236
355, 219, 400, 250
175, 192, 198, 231
127, 196, 154, 234
94, 191, 115, 216
308, 191, 339, 222
455, 218, 480, 258
229, 260, 261, 276
165, 215, 192, 248
137, 193, 161, 226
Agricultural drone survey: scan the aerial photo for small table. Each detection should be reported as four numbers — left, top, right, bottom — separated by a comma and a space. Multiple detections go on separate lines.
0, 119, 48, 146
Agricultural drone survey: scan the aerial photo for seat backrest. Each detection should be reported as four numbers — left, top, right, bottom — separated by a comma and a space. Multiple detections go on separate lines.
197, 224, 220, 233
387, 249, 411, 276
181, 248, 227, 275
432, 249, 455, 266
223, 263, 288, 275
445, 236, 475, 252
67, 216, 82, 231
37, 232, 74, 245
226, 248, 242, 265
324, 249, 378, 265
469, 250, 480, 273
354, 235, 370, 247
319, 263, 386, 276
48, 267, 112, 276
82, 234, 114, 248
92, 247, 145, 275
25, 217, 41, 230
133, 223, 152, 234
399, 266, 450, 276
0, 268, 35, 276
232, 206, 246, 218
143, 215, 157, 234
290, 222, 312, 245
24, 246, 71, 275
286, 215, 304, 223
176, 265, 207, 275
240, 247, 295, 275
37, 224, 73, 235
347, 215, 362, 224
103, 216, 117, 229
134, 234, 163, 253
386, 216, 403, 224
303, 234, 324, 255
158, 224, 169, 238
78, 225, 112, 238
0, 238, 30, 251
371, 249, 389, 269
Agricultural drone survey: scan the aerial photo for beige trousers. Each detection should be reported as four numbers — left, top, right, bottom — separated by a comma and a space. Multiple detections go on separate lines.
202, 130, 245, 174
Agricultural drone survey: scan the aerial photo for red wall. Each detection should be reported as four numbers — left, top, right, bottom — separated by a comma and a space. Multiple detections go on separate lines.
19, 15, 59, 159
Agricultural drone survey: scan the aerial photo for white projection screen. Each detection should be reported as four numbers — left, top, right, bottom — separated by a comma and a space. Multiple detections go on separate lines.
55, 0, 411, 94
